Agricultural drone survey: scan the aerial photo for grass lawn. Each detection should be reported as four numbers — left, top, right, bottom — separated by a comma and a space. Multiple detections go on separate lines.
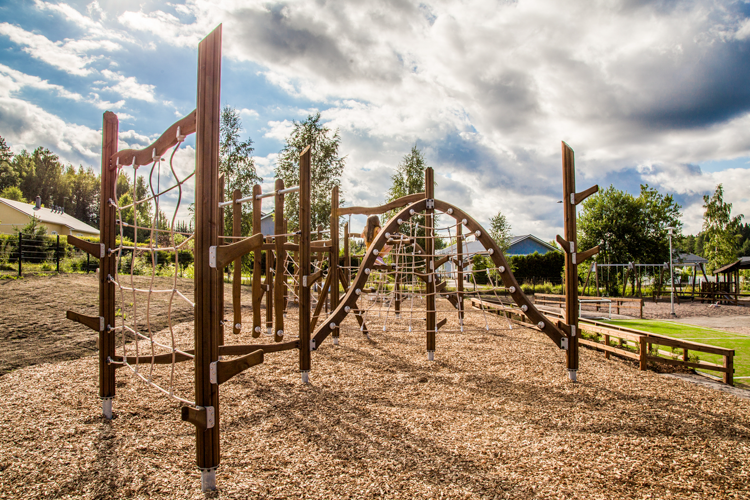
602, 319, 750, 383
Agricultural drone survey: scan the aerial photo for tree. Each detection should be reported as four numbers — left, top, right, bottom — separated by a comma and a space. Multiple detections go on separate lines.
274, 112, 345, 231
0, 136, 17, 192
702, 184, 743, 272
220, 106, 261, 236
387, 144, 426, 203
0, 186, 24, 202
489, 210, 512, 252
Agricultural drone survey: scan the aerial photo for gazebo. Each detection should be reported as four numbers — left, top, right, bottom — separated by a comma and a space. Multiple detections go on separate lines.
711, 256, 750, 305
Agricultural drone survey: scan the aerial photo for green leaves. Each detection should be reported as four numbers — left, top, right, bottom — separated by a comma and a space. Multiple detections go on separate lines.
489, 211, 512, 252
702, 184, 743, 272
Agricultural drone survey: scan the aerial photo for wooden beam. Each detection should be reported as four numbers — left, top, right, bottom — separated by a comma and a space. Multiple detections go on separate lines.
252, 184, 263, 338
214, 233, 264, 270
66, 310, 103, 332
232, 188, 242, 335
219, 340, 299, 356
111, 110, 196, 169
67, 235, 104, 258
577, 245, 600, 263
573, 184, 599, 205
338, 192, 425, 216
214, 350, 264, 385
299, 145, 312, 374
274, 178, 286, 342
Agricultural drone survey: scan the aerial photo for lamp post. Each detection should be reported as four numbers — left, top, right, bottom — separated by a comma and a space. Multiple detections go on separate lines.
668, 227, 676, 317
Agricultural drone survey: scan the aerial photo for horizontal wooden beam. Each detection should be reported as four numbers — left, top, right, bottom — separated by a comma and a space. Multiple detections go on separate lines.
110, 110, 196, 169
181, 405, 211, 430
67, 236, 104, 258
214, 233, 264, 269
436, 318, 447, 331
66, 310, 103, 332
218, 341, 299, 356
110, 350, 195, 366
214, 349, 263, 385
574, 185, 599, 205
578, 338, 640, 361
338, 192, 425, 216
555, 235, 570, 254
577, 245, 600, 263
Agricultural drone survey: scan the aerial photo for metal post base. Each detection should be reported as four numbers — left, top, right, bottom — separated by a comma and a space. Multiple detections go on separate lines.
567, 369, 577, 382
427, 350, 434, 362
301, 370, 310, 384
201, 468, 216, 492
102, 398, 113, 420
333, 337, 339, 345
266, 327, 273, 336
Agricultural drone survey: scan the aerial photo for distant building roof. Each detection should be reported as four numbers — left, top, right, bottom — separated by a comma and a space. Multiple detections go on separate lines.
437, 234, 559, 256
713, 256, 750, 275
0, 197, 98, 234
505, 234, 559, 255
675, 252, 708, 265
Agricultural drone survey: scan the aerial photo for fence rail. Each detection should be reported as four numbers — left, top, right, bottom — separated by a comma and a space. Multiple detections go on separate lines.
0, 232, 99, 277
471, 298, 734, 386
534, 293, 644, 318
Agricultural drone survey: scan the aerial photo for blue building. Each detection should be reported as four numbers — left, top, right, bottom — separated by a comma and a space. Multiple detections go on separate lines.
437, 234, 558, 274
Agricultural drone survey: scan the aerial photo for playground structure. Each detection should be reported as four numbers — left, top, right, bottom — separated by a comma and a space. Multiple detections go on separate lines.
64, 26, 602, 491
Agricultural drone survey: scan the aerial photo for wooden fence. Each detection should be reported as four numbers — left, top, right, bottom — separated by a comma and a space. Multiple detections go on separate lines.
471, 298, 734, 386
534, 293, 644, 318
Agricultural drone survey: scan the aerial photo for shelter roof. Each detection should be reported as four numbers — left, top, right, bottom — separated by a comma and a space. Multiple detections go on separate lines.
713, 256, 750, 274
675, 252, 708, 265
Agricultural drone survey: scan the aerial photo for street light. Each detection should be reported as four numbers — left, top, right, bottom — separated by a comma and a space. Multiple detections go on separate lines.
667, 227, 676, 317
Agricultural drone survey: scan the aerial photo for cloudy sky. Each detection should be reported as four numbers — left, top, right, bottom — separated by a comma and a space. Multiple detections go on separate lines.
1, 0, 749, 239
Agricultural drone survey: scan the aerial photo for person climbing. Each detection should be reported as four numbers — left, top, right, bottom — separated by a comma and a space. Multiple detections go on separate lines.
362, 215, 391, 265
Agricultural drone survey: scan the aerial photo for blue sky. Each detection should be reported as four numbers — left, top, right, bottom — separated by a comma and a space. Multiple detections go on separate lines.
1, 0, 749, 239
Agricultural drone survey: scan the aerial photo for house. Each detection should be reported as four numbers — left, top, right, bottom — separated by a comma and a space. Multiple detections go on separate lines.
260, 211, 275, 236
437, 233, 559, 274
0, 196, 99, 237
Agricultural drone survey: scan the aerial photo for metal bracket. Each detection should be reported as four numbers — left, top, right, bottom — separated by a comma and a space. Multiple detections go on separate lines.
572, 252, 577, 265
205, 406, 215, 429
99, 316, 105, 332
570, 325, 576, 337
209, 361, 217, 384
209, 246, 217, 268
560, 338, 569, 350
570, 193, 575, 204
303, 275, 308, 287
426, 198, 435, 209
99, 243, 106, 258
310, 338, 317, 351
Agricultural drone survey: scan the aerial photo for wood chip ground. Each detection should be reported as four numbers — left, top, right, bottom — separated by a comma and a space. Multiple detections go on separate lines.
1, 284, 749, 498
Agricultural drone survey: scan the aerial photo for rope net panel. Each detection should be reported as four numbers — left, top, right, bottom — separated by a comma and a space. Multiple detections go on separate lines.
110, 139, 197, 405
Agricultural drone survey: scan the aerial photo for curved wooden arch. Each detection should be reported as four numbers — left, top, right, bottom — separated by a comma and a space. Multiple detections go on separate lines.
311, 199, 566, 349
110, 110, 197, 169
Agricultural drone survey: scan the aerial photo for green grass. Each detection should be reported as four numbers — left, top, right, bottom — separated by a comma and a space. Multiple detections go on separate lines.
602, 319, 750, 382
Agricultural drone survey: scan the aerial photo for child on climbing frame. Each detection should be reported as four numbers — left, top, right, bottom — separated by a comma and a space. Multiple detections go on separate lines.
362, 215, 391, 265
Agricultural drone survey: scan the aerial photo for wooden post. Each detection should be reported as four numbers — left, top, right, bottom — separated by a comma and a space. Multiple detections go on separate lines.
251, 184, 262, 337
17, 232, 22, 277
344, 222, 350, 294
232, 188, 242, 335
299, 146, 312, 381
274, 178, 286, 341
265, 236, 273, 336
425, 167, 436, 360
218, 174, 225, 347
99, 111, 118, 418
603, 334, 610, 360
562, 142, 579, 380
639, 336, 647, 371
330, 186, 340, 343
457, 223, 464, 329
56, 235, 60, 273
192, 25, 222, 486
724, 353, 734, 386
595, 262, 599, 296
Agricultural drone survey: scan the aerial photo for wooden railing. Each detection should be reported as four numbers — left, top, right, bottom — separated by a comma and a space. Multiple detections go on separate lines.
534, 293, 644, 318
471, 298, 734, 386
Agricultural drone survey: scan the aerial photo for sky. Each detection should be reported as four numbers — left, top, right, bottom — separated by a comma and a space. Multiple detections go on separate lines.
1, 0, 749, 240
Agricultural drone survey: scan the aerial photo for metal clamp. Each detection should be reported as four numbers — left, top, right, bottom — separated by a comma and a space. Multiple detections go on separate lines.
209, 361, 217, 384
560, 338, 569, 350
209, 246, 217, 268
310, 339, 317, 351
426, 198, 435, 209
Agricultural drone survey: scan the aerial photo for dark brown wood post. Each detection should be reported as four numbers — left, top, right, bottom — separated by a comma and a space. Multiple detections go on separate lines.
457, 222, 464, 329
330, 185, 340, 344
265, 235, 273, 335
425, 167, 436, 360
218, 174, 225, 347
274, 178, 286, 341
299, 146, 312, 381
99, 111, 118, 419
192, 25, 221, 490
344, 222, 351, 289
562, 142, 579, 380
232, 188, 242, 335
251, 184, 262, 337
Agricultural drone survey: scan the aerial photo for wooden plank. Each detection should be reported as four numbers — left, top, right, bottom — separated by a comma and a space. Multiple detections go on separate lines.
215, 233, 264, 270
310, 271, 333, 331
193, 24, 222, 470
425, 167, 436, 355
111, 110, 196, 169
560, 145, 579, 377
641, 335, 734, 357
457, 224, 464, 324
578, 338, 640, 361
219, 340, 300, 356
215, 349, 264, 385
111, 350, 194, 366
67, 235, 103, 259
232, 188, 242, 335
274, 178, 286, 342
218, 174, 225, 347
265, 236, 273, 334
251, 184, 262, 338
724, 354, 734, 386
577, 245, 600, 263
647, 355, 729, 373
338, 192, 425, 216
299, 145, 312, 374
99, 111, 118, 402
66, 310, 103, 332
574, 184, 599, 205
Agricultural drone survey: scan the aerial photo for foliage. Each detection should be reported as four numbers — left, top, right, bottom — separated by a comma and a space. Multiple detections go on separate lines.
508, 251, 564, 283
274, 112, 345, 231
0, 136, 16, 191
220, 106, 261, 236
489, 210, 512, 252
702, 184, 743, 272
0, 186, 24, 201
471, 254, 492, 285
20, 216, 47, 237
578, 184, 682, 295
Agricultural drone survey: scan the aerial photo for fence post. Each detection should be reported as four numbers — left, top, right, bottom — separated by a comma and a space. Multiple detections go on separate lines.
87, 252, 91, 273
639, 337, 647, 371
723, 353, 734, 386
56, 235, 60, 273
18, 232, 22, 277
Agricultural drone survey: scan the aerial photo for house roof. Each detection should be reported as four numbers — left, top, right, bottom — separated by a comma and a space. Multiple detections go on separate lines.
437, 234, 559, 256
713, 256, 750, 275
675, 252, 708, 265
505, 234, 559, 254
0, 197, 99, 234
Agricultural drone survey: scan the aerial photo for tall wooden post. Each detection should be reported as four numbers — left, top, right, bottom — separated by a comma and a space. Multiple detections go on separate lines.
265, 235, 274, 336
299, 146, 312, 382
250, 184, 262, 337
330, 186, 340, 344
232, 188, 242, 335
192, 25, 221, 491
457, 222, 464, 331
344, 222, 351, 287
218, 174, 225, 347
425, 167, 436, 360
562, 143, 579, 380
99, 111, 118, 419
274, 178, 286, 341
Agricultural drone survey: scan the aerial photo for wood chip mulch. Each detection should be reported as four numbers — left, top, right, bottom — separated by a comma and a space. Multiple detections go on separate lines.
1, 303, 749, 499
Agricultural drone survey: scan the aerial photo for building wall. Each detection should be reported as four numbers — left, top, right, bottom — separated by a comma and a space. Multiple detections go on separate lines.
506, 239, 554, 256
0, 204, 33, 234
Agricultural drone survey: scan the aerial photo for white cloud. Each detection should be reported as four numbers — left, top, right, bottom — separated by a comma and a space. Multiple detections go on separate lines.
101, 69, 157, 102
263, 120, 295, 141
239, 108, 259, 119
